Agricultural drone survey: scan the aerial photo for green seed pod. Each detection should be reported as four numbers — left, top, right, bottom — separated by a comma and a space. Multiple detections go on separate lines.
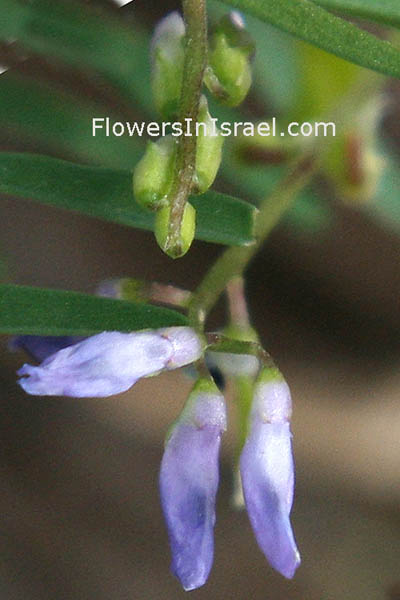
192, 96, 223, 194
205, 12, 254, 107
151, 12, 185, 119
133, 136, 176, 212
155, 202, 196, 259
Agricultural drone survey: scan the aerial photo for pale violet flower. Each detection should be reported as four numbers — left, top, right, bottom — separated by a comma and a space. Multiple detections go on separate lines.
159, 379, 226, 591
240, 367, 300, 578
17, 327, 203, 398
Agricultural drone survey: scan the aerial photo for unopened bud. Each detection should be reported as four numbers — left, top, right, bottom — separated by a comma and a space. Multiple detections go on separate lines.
151, 12, 185, 119
205, 12, 254, 107
192, 96, 223, 194
133, 136, 176, 211
154, 202, 196, 258
96, 278, 147, 302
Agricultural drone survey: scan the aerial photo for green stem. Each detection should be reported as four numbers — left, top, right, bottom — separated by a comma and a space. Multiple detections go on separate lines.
165, 0, 208, 257
189, 153, 316, 329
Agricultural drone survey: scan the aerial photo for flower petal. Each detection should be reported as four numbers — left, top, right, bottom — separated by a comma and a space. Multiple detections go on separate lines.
240, 374, 300, 579
17, 330, 173, 398
159, 380, 226, 590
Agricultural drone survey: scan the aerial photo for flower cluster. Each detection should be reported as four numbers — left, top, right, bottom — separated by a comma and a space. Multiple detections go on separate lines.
13, 326, 300, 590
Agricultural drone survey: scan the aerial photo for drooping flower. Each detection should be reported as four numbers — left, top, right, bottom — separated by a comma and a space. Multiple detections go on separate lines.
159, 378, 226, 591
17, 327, 203, 398
239, 367, 300, 579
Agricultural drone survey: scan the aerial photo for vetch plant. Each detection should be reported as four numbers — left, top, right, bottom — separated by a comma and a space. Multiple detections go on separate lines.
1, 0, 400, 592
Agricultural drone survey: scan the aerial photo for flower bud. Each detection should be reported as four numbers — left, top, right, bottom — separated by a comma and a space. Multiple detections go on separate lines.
205, 12, 254, 107
159, 378, 226, 590
154, 202, 196, 258
95, 278, 147, 302
192, 96, 224, 194
151, 11, 185, 119
133, 136, 176, 212
240, 367, 300, 578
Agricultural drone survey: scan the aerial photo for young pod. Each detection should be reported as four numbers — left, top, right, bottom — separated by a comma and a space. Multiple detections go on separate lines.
151, 12, 185, 119
154, 201, 196, 258
205, 12, 254, 107
133, 135, 176, 212
192, 96, 223, 194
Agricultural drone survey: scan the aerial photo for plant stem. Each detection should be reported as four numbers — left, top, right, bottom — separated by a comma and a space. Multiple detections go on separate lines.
165, 0, 208, 257
226, 277, 251, 330
189, 153, 316, 329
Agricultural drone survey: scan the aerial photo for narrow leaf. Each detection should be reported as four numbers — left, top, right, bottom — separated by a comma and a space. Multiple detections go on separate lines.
0, 73, 143, 168
0, 284, 187, 336
315, 0, 400, 28
218, 0, 400, 79
0, 153, 257, 246
0, 0, 150, 104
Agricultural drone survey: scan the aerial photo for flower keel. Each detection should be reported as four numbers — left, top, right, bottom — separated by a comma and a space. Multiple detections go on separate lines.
159, 379, 226, 590
240, 369, 300, 578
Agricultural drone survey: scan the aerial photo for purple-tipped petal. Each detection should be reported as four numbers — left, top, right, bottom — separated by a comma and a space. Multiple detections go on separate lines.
240, 370, 300, 578
160, 380, 226, 590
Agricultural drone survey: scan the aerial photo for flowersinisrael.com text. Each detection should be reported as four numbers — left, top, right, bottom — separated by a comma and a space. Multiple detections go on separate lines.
92, 117, 336, 139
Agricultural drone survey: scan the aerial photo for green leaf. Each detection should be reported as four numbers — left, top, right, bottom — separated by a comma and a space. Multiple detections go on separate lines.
0, 284, 188, 336
218, 0, 400, 79
0, 0, 151, 104
0, 153, 257, 247
0, 73, 143, 168
315, 0, 400, 28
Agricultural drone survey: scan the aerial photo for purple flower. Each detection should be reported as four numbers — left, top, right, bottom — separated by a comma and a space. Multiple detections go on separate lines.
240, 367, 300, 579
17, 327, 203, 398
159, 379, 226, 591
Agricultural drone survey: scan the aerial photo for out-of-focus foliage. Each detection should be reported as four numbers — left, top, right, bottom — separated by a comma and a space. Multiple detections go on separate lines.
218, 0, 400, 78
0, 153, 258, 247
315, 0, 400, 28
